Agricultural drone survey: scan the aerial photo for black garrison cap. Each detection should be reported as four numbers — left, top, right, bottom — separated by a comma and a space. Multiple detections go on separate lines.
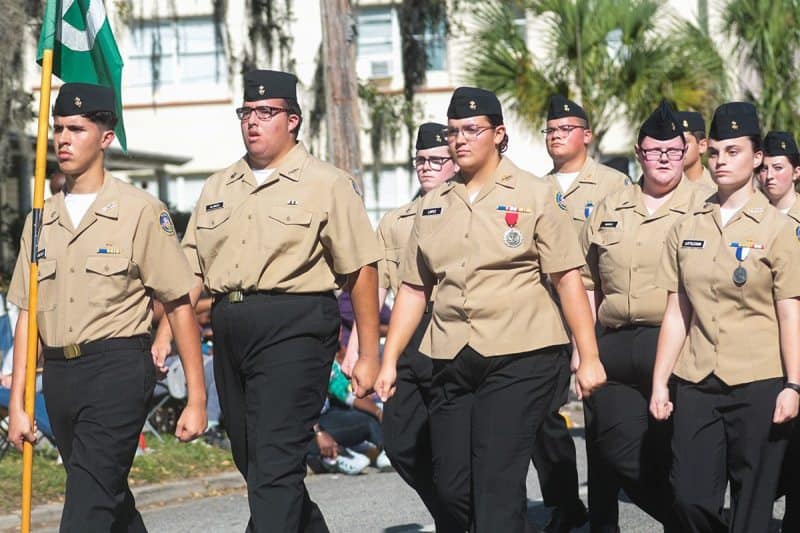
546, 94, 587, 122
54, 83, 115, 116
416, 122, 448, 150
709, 102, 760, 140
447, 87, 503, 121
638, 100, 684, 144
676, 111, 705, 134
763, 131, 799, 157
243, 69, 298, 103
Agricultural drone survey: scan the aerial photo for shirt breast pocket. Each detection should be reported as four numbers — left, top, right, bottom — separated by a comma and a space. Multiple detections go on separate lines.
592, 232, 623, 275
85, 256, 131, 305
195, 207, 231, 260
265, 206, 313, 252
37, 259, 58, 311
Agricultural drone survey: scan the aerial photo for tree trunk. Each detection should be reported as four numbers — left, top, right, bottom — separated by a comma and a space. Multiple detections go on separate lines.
320, 0, 363, 192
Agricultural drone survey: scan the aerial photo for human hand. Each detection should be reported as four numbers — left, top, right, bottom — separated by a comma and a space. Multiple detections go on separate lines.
316, 430, 338, 459
649, 383, 674, 421
773, 388, 800, 424
351, 355, 379, 398
150, 339, 172, 377
174, 404, 207, 442
374, 363, 397, 403
575, 357, 606, 399
8, 408, 38, 452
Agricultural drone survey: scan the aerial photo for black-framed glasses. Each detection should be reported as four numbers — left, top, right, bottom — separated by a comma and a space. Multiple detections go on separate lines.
640, 147, 686, 162
235, 105, 290, 121
443, 125, 495, 142
414, 156, 453, 171
541, 125, 586, 137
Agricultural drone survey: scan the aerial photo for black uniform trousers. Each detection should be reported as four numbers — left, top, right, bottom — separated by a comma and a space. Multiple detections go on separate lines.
212, 292, 339, 533
429, 344, 563, 533
583, 326, 676, 531
529, 347, 581, 510
671, 375, 789, 533
382, 310, 460, 531
778, 422, 800, 531
43, 339, 153, 533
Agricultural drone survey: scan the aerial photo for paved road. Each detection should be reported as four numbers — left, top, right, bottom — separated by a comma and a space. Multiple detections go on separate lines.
35, 431, 787, 532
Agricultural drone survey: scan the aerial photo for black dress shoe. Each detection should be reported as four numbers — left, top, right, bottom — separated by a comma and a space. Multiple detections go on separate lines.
542, 500, 589, 533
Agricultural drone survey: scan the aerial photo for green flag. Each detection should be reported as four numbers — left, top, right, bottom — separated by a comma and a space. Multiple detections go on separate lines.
37, 0, 127, 151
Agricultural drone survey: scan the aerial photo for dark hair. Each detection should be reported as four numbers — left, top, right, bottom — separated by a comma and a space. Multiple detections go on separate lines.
284, 98, 303, 138
789, 154, 800, 168
83, 110, 118, 131
748, 134, 762, 153
691, 130, 705, 141
488, 114, 508, 154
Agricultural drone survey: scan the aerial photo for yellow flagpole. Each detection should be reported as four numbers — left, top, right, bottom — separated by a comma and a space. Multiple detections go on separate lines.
21, 47, 54, 533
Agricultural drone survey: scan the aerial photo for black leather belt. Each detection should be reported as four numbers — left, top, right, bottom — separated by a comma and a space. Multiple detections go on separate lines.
216, 290, 334, 305
43, 335, 150, 361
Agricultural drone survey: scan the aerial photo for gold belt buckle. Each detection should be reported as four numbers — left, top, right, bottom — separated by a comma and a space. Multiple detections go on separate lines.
228, 290, 244, 304
63, 344, 81, 359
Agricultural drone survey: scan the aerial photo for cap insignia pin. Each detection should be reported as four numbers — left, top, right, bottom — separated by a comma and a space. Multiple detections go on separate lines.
682, 119, 688, 128
258, 85, 266, 96
468, 100, 477, 110
74, 97, 82, 108
563, 104, 570, 111
731, 120, 739, 130
436, 134, 442, 142
671, 122, 676, 131
782, 141, 787, 150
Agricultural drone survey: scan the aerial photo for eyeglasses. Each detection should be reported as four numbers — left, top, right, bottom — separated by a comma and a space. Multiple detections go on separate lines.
414, 156, 453, 171
639, 147, 686, 162
541, 125, 586, 137
443, 125, 495, 142
235, 105, 290, 121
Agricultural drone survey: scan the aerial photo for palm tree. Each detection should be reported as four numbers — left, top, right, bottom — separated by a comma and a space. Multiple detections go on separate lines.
466, 0, 728, 148
722, 0, 800, 137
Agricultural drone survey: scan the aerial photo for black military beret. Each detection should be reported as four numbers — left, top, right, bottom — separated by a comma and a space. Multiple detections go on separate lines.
447, 87, 503, 121
763, 131, 799, 157
709, 102, 760, 140
415, 122, 448, 150
547, 94, 587, 122
675, 111, 705, 134
638, 100, 684, 143
243, 69, 298, 103
53, 82, 115, 117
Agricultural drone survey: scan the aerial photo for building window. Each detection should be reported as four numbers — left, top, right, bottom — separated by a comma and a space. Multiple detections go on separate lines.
357, 8, 395, 79
127, 17, 226, 91
414, 21, 447, 72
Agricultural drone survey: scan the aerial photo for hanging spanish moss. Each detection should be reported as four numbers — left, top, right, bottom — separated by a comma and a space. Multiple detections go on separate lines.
243, 0, 295, 73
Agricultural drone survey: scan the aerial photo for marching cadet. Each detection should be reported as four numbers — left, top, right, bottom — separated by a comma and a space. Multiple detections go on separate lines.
374, 123, 460, 530
377, 86, 605, 533
676, 110, 715, 189
538, 94, 628, 532
580, 101, 711, 532
176, 69, 381, 532
756, 130, 800, 531
6, 82, 207, 531
651, 102, 800, 532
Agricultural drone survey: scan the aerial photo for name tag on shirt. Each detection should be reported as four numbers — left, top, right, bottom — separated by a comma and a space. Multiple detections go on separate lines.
599, 221, 618, 229
422, 207, 443, 216
205, 201, 224, 212
681, 239, 705, 248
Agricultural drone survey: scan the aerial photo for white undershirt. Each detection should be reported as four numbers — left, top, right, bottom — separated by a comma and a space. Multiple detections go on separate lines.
252, 168, 275, 186
64, 192, 97, 228
720, 206, 739, 226
469, 190, 479, 203
781, 207, 791, 215
555, 171, 580, 192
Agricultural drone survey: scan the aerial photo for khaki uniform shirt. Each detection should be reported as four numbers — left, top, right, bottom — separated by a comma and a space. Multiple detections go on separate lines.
546, 157, 630, 236
581, 177, 713, 328
694, 166, 716, 190
784, 193, 800, 227
401, 157, 584, 359
7, 174, 195, 347
658, 191, 800, 385
183, 143, 382, 294
377, 197, 419, 294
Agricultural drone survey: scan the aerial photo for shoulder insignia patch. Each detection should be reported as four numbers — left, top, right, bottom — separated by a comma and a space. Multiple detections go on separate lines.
555, 191, 568, 211
159, 210, 175, 235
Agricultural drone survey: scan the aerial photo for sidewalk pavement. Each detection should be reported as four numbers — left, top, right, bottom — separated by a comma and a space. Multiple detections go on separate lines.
0, 471, 245, 532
